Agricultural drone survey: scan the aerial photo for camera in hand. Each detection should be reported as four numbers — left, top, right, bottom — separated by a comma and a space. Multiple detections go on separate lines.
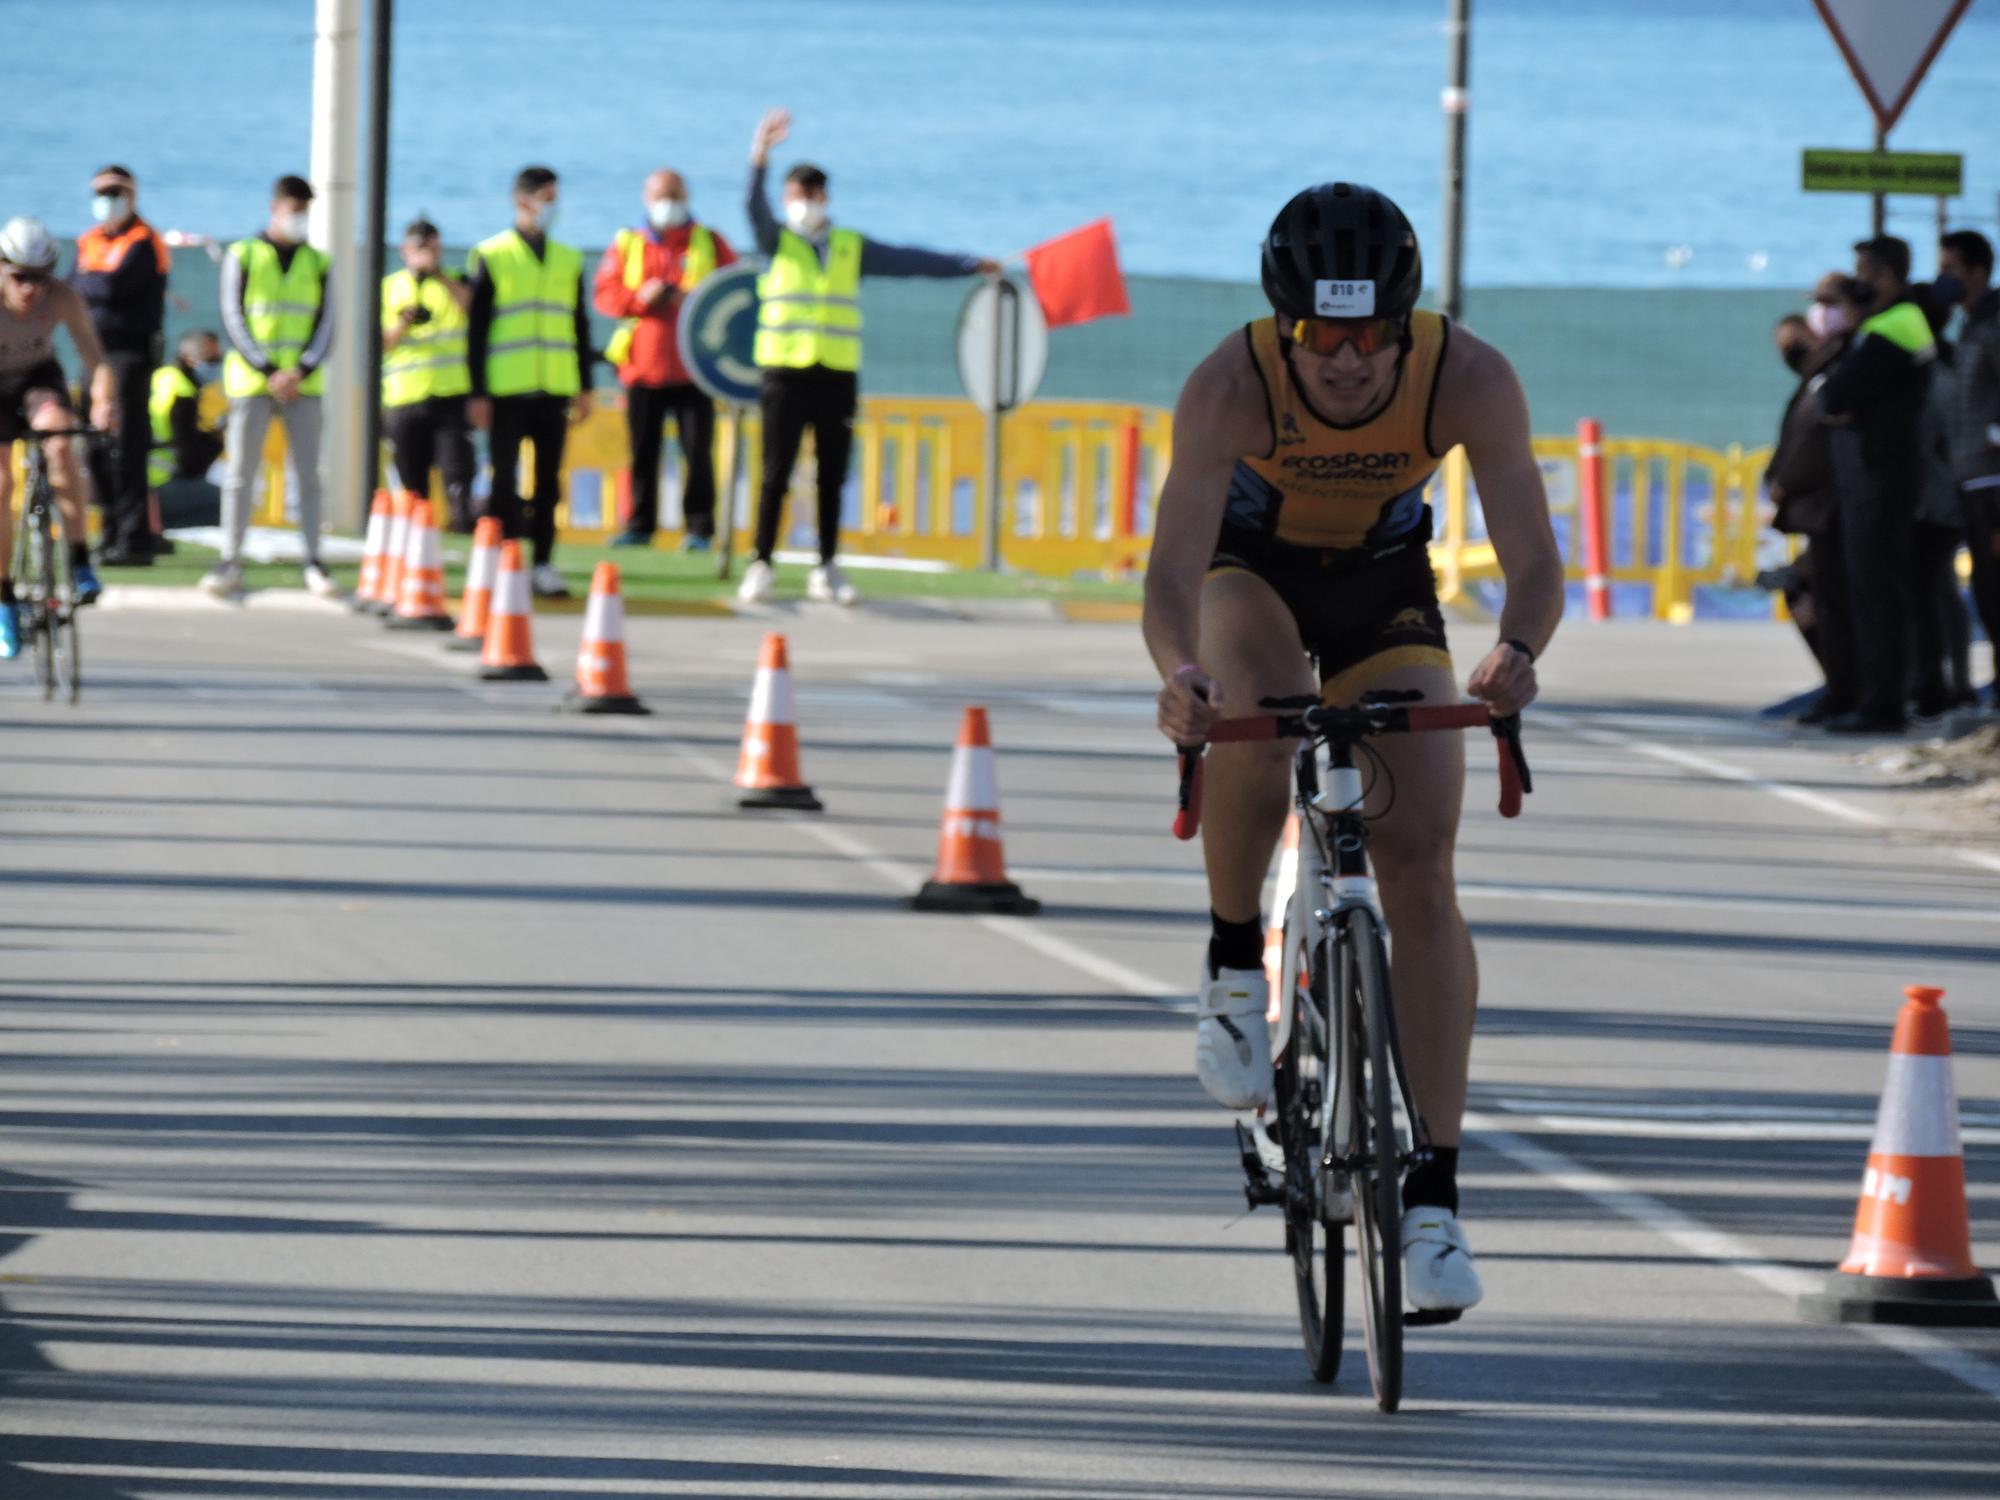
405, 305, 433, 326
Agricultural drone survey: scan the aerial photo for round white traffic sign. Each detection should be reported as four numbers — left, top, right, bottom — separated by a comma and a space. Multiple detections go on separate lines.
955, 274, 1049, 415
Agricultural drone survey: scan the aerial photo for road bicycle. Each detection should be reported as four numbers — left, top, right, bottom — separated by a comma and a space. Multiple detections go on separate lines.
1174, 692, 1530, 1410
9, 425, 101, 703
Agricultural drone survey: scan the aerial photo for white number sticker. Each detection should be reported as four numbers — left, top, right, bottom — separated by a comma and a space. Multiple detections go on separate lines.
1313, 279, 1376, 316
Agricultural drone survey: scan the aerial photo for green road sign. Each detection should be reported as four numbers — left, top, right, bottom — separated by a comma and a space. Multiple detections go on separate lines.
1802, 148, 1963, 196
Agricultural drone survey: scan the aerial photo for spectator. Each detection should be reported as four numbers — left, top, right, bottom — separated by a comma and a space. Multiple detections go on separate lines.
1907, 283, 1973, 717
1817, 237, 1937, 733
203, 174, 339, 601
467, 166, 591, 598
739, 108, 1001, 606
1764, 298, 1849, 718
1939, 228, 2000, 704
381, 219, 477, 533
71, 164, 170, 566
595, 169, 736, 551
149, 329, 224, 528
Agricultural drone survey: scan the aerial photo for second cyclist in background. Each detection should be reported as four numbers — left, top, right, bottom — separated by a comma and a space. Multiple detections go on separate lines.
0, 216, 118, 657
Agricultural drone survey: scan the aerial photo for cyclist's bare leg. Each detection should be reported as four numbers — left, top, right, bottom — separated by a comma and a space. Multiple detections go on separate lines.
1196, 569, 1317, 924
28, 399, 90, 548
1340, 659, 1475, 1148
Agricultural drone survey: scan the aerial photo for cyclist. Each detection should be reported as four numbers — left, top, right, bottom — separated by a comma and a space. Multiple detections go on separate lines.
0, 215, 117, 655
1143, 184, 1562, 1313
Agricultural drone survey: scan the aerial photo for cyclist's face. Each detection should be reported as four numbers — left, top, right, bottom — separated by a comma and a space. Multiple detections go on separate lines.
0, 268, 50, 313
1288, 337, 1400, 421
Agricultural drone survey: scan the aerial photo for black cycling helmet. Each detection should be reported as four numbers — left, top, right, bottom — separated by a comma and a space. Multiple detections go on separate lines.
1261, 183, 1423, 323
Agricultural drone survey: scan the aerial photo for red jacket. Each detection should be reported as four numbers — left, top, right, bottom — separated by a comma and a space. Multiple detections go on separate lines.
592, 221, 737, 388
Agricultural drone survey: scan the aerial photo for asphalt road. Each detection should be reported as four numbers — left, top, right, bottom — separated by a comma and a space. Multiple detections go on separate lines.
0, 596, 1995, 1499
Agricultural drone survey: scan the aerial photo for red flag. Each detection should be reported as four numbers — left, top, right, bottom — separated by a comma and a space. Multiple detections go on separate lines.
1023, 219, 1130, 328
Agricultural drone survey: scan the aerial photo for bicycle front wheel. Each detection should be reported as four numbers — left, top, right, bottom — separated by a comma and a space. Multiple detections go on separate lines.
1273, 919, 1341, 1383
27, 519, 55, 701
1343, 908, 1404, 1412
52, 598, 79, 704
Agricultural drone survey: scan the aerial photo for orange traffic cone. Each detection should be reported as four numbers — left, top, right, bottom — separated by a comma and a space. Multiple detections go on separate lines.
734, 633, 822, 811
478, 540, 549, 681
353, 489, 392, 613
374, 492, 413, 618
911, 707, 1039, 914
1801, 986, 2000, 1326
448, 517, 502, 653
386, 498, 454, 630
564, 562, 649, 715
1263, 812, 1301, 1023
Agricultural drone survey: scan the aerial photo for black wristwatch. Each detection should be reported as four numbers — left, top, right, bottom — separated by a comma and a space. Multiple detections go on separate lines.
1503, 637, 1536, 664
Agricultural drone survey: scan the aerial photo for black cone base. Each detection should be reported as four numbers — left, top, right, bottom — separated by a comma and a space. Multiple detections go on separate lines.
386, 612, 455, 632
1799, 1270, 2000, 1327
444, 634, 483, 653
564, 691, 651, 716
479, 663, 550, 682
737, 785, 823, 812
911, 880, 1041, 916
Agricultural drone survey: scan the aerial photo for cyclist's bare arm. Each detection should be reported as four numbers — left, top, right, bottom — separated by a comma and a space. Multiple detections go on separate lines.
1143, 333, 1271, 743
1430, 328, 1563, 715
52, 282, 117, 428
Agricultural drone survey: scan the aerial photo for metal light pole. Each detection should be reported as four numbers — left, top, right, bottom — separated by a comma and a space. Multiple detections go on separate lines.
310, 0, 364, 533
1438, 0, 1471, 323
359, 0, 393, 503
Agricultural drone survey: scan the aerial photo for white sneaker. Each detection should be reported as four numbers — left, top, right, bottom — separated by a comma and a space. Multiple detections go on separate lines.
301, 562, 341, 599
197, 561, 244, 600
1401, 1205, 1484, 1312
530, 564, 569, 598
736, 558, 775, 604
807, 562, 858, 606
1195, 965, 1272, 1110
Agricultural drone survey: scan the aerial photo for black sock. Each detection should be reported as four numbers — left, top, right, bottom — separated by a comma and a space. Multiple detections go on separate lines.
70, 542, 91, 570
0, 580, 14, 604
1403, 1146, 1460, 1215
1207, 910, 1264, 977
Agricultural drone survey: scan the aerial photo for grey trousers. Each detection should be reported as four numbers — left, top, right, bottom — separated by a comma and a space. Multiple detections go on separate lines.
220, 394, 324, 564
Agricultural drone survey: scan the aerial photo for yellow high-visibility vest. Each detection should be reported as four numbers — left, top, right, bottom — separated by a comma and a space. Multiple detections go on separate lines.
755, 227, 862, 372
605, 224, 719, 370
148, 363, 198, 487
222, 238, 329, 399
469, 230, 583, 397
381, 268, 471, 406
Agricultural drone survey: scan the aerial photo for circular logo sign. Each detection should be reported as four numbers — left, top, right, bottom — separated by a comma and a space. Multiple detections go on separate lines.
677, 262, 764, 406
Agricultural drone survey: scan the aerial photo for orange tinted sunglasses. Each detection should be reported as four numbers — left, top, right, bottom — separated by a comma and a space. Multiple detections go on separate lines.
1287, 316, 1403, 356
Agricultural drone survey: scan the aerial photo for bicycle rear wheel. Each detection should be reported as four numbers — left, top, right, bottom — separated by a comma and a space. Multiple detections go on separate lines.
1273, 920, 1342, 1383
1343, 908, 1404, 1412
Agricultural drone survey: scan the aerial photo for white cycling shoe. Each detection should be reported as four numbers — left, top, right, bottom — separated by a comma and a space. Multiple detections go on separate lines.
1401, 1205, 1484, 1312
736, 559, 775, 604
1195, 966, 1272, 1110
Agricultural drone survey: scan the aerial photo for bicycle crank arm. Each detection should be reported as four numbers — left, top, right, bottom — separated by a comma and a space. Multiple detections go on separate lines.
1233, 1121, 1285, 1208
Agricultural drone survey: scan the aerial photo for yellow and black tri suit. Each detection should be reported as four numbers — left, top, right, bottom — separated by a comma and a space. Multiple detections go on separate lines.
1211, 310, 1454, 703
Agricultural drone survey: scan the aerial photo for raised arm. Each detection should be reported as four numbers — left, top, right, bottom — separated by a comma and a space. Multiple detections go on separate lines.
1143, 331, 1270, 743
745, 108, 790, 257
1432, 329, 1562, 714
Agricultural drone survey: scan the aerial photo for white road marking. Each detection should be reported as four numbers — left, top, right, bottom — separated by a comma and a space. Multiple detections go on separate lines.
1467, 1117, 2000, 1404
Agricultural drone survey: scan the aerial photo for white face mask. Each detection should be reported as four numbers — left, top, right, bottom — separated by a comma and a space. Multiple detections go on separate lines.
785, 197, 827, 234
278, 210, 312, 243
91, 193, 128, 224
530, 200, 558, 233
1806, 302, 1852, 338
647, 197, 690, 230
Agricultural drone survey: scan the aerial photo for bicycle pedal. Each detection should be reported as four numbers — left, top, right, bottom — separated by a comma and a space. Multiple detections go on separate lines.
1404, 1308, 1464, 1328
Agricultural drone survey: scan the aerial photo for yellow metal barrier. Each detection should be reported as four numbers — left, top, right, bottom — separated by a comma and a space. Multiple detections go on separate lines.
172, 390, 1777, 620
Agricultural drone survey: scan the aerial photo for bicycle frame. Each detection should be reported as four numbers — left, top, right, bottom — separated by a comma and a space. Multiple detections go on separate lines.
1272, 734, 1432, 1209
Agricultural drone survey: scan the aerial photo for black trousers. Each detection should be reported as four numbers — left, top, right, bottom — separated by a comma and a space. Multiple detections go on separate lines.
1832, 434, 1916, 719
754, 365, 856, 564
89, 348, 156, 550
487, 394, 568, 568
1962, 479, 2000, 689
1908, 521, 1972, 706
626, 382, 716, 537
1809, 519, 1858, 713
383, 396, 477, 533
